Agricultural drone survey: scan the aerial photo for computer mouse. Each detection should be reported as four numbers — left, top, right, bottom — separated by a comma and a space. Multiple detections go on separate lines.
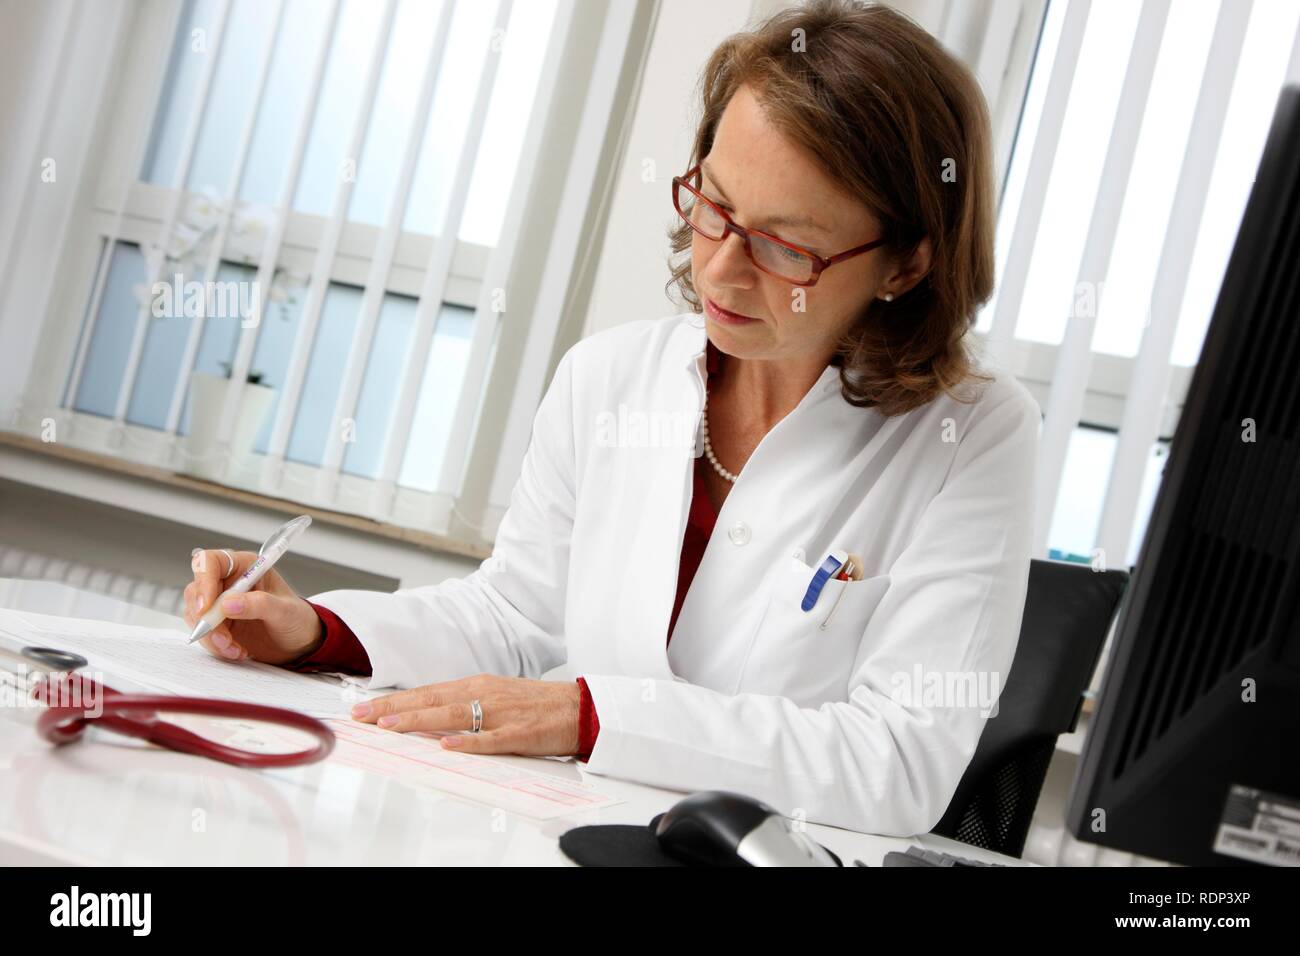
653, 791, 841, 866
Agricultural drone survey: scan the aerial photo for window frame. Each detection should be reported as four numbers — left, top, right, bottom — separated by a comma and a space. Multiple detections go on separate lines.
9, 0, 656, 546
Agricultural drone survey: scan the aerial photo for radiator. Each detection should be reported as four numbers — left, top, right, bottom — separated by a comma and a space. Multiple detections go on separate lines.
0, 544, 185, 618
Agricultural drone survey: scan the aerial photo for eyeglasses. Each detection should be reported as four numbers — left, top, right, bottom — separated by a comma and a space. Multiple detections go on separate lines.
671, 165, 887, 286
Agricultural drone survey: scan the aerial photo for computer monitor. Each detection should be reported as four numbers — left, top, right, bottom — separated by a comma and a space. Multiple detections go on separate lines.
1065, 84, 1300, 867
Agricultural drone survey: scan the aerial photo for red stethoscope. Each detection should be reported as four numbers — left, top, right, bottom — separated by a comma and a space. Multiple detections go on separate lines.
15, 647, 335, 769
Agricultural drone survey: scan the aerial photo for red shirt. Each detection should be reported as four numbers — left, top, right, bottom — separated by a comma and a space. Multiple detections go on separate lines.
288, 342, 724, 759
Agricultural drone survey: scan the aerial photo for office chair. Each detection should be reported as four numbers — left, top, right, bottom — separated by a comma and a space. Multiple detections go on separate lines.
930, 558, 1129, 857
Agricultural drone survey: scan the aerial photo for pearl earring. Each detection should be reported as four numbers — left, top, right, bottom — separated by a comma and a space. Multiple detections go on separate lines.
882, 292, 895, 302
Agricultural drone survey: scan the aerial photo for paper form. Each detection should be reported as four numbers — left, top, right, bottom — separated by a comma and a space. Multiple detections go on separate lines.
0, 608, 377, 718
1, 607, 622, 817
322, 719, 622, 819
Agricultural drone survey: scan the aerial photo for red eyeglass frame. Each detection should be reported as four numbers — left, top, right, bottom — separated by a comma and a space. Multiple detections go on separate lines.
672, 164, 887, 287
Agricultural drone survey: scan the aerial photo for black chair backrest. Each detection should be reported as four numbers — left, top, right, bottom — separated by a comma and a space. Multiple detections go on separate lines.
930, 558, 1129, 857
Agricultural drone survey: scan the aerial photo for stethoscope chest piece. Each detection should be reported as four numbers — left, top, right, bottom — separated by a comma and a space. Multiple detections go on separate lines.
21, 646, 89, 673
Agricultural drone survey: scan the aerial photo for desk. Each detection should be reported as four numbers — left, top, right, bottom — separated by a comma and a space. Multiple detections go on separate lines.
0, 578, 1024, 867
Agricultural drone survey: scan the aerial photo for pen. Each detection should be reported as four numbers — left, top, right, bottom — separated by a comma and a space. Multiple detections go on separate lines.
820, 554, 862, 630
188, 515, 312, 644
802, 549, 848, 611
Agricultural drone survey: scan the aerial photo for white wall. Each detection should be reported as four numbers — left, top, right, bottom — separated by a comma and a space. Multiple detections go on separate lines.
0, 0, 73, 415
0, 0, 65, 278
580, 0, 761, 338
0, 0, 131, 420
578, 0, 1026, 339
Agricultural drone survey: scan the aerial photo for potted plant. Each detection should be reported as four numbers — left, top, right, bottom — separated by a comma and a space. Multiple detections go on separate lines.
182, 362, 277, 481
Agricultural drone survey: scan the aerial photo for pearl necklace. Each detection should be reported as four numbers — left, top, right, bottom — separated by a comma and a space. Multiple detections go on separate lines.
701, 391, 738, 483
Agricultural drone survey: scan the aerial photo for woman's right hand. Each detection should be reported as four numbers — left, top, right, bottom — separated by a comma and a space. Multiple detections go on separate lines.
183, 549, 324, 665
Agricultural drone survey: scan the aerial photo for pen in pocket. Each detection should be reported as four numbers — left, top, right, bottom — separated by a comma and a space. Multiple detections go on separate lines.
820, 552, 863, 630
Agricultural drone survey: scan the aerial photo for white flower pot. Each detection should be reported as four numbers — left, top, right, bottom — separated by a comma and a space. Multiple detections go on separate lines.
182, 372, 275, 481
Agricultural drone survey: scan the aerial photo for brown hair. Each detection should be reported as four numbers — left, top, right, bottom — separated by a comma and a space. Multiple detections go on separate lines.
667, 0, 996, 415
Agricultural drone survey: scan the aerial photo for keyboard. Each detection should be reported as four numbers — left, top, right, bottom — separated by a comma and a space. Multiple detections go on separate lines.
872, 845, 1009, 867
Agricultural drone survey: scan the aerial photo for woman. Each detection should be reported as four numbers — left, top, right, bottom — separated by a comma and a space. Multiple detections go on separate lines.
184, 0, 1039, 836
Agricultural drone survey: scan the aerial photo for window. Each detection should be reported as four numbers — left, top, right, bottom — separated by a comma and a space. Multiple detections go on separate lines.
10, 0, 654, 543
979, 0, 1300, 567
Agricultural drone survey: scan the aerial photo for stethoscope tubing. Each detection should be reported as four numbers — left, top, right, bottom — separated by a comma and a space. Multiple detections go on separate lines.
34, 678, 336, 768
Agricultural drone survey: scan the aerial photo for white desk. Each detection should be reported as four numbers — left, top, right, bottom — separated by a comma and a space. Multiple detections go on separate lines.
0, 578, 1023, 867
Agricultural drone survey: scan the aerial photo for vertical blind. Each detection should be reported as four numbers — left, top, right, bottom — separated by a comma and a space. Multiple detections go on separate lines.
53, 0, 585, 535
970, 0, 1300, 568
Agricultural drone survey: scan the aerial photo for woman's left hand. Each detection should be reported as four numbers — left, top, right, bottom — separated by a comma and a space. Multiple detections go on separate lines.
349, 675, 582, 756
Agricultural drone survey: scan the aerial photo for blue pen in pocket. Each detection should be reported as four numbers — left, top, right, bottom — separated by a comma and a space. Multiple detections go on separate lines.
802, 549, 848, 611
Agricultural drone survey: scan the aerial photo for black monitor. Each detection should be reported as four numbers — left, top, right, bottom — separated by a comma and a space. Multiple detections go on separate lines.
1065, 84, 1300, 866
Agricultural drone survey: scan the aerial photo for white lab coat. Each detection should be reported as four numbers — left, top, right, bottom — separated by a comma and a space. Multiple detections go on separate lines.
311, 311, 1041, 836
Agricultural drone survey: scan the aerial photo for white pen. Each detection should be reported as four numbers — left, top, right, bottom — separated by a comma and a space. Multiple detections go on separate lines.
188, 515, 312, 644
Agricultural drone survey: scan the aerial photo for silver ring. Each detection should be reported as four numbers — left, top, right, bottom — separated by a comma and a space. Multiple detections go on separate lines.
470, 699, 483, 733
191, 547, 234, 577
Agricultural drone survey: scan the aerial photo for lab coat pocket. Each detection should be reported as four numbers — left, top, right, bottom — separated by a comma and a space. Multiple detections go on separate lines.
739, 556, 891, 705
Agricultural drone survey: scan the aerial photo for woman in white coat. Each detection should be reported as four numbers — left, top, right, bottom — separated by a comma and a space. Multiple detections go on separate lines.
184, 0, 1040, 836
